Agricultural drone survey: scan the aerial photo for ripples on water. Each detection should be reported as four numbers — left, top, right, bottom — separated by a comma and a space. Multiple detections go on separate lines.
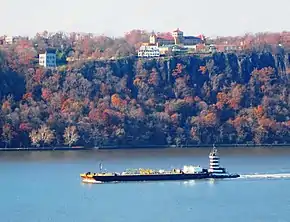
1, 147, 290, 222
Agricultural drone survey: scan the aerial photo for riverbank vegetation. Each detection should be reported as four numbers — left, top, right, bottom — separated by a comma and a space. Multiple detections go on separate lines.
0, 31, 290, 148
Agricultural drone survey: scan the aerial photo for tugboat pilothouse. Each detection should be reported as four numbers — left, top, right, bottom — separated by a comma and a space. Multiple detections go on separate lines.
208, 145, 232, 178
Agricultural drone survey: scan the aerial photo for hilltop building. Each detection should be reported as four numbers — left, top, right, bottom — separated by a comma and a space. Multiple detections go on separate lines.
138, 28, 205, 57
4, 36, 15, 45
149, 28, 204, 47
3, 36, 25, 45
39, 49, 57, 68
137, 45, 160, 57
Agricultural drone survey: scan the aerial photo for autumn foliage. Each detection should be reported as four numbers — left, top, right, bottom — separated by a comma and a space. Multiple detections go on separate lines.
0, 32, 290, 148
111, 94, 124, 107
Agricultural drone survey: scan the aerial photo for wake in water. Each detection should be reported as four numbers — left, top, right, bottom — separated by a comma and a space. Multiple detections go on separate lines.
240, 173, 290, 179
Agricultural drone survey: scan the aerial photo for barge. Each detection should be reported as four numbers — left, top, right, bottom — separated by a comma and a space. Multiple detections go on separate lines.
80, 145, 240, 183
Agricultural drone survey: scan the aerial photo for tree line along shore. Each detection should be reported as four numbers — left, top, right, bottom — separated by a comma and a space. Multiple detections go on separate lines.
1, 143, 290, 152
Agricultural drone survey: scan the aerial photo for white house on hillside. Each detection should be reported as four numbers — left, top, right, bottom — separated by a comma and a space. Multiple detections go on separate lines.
39, 49, 57, 68
138, 45, 160, 57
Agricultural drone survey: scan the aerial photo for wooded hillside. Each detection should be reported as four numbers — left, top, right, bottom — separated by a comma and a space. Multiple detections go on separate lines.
0, 49, 289, 148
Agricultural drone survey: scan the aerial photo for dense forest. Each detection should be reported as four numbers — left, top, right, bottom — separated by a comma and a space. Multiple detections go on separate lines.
0, 31, 290, 148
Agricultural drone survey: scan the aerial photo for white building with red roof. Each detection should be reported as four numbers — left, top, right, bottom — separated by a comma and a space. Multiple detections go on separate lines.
138, 28, 205, 57
149, 28, 204, 46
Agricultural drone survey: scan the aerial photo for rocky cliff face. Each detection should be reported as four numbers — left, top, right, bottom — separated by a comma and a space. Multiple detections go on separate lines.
74, 52, 288, 87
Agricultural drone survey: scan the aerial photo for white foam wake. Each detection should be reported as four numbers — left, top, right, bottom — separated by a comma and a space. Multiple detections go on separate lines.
240, 173, 290, 179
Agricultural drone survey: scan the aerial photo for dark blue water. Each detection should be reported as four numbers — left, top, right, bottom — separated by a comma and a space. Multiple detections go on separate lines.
1, 148, 290, 222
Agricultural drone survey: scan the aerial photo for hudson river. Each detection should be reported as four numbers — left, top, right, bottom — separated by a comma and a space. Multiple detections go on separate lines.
1, 147, 290, 222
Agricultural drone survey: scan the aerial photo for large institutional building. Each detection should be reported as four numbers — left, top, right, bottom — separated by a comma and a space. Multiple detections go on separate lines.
138, 28, 205, 57
149, 28, 204, 46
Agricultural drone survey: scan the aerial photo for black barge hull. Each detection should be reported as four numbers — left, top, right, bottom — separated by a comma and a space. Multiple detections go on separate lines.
88, 173, 240, 183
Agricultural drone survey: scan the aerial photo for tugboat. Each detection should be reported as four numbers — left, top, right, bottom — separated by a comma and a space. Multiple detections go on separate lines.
80, 145, 240, 183
207, 145, 238, 178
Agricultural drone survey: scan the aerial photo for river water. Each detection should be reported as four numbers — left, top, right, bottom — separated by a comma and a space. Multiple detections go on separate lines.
1, 147, 290, 222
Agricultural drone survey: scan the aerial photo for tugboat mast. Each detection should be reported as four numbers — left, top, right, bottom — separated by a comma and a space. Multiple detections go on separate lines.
99, 162, 103, 173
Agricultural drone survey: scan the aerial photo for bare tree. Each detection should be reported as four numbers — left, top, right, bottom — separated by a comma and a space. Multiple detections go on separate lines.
38, 125, 55, 147
29, 125, 55, 148
29, 129, 41, 147
63, 126, 80, 147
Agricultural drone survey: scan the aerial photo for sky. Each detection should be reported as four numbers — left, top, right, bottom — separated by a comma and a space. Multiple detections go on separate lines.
2, 0, 290, 38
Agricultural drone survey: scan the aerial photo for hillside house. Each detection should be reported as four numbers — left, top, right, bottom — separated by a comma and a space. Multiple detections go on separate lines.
39, 49, 57, 68
138, 45, 160, 57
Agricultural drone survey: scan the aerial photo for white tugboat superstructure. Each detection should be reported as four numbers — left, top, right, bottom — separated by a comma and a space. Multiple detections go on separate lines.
208, 144, 228, 176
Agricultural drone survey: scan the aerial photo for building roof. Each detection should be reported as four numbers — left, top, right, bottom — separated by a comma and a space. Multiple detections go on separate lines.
158, 44, 175, 49
173, 28, 183, 33
141, 43, 157, 46
38, 48, 57, 54
197, 34, 205, 40
150, 31, 157, 37
157, 34, 174, 41
184, 36, 202, 40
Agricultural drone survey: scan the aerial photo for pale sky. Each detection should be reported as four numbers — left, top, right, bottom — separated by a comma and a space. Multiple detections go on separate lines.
2, 0, 290, 38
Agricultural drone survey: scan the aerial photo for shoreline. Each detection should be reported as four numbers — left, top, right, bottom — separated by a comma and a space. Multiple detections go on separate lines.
0, 143, 289, 152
